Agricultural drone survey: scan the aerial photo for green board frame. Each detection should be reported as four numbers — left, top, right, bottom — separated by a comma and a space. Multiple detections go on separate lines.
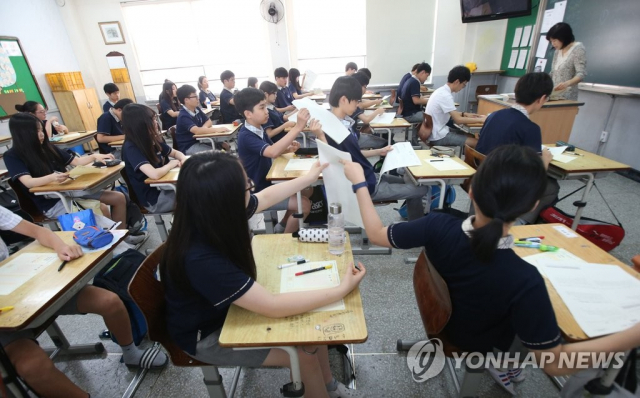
0, 36, 47, 120
499, 0, 541, 77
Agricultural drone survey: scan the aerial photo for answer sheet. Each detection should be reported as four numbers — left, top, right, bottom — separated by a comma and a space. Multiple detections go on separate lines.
291, 98, 349, 144
366, 111, 396, 125
425, 158, 468, 171
0, 253, 59, 295
284, 158, 317, 171
280, 260, 345, 312
379, 142, 421, 175
522, 248, 586, 277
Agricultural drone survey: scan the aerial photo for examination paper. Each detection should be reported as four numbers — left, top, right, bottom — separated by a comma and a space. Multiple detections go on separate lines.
541, 262, 640, 337
522, 249, 586, 277
379, 142, 421, 175
280, 260, 345, 312
365, 111, 395, 125
553, 154, 577, 163
317, 140, 364, 228
0, 253, 59, 295
291, 98, 349, 144
302, 70, 318, 91
426, 158, 467, 171
542, 145, 568, 157
284, 158, 317, 171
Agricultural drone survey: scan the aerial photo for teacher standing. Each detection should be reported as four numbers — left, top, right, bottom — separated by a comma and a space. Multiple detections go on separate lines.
546, 22, 587, 100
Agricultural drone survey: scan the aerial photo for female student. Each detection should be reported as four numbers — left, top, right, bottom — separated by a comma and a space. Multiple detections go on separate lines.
159, 81, 179, 129
161, 151, 366, 398
247, 77, 258, 88
15, 101, 68, 138
288, 68, 314, 99
3, 113, 144, 243
121, 104, 187, 213
341, 145, 640, 393
197, 76, 217, 108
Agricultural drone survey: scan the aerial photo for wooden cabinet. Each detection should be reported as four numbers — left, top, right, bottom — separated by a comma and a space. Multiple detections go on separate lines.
117, 82, 136, 103
52, 88, 103, 132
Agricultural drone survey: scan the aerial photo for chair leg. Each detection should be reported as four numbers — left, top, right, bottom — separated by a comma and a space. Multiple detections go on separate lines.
202, 366, 228, 398
153, 214, 168, 241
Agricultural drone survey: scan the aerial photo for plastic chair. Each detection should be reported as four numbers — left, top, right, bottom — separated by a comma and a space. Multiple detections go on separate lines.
128, 244, 241, 398
6, 179, 59, 231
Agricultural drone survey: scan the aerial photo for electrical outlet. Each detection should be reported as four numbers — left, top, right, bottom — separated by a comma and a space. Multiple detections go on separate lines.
600, 131, 609, 143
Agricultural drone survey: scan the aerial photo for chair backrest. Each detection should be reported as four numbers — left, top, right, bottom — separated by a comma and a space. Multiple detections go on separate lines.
413, 250, 452, 335
389, 89, 397, 107
155, 103, 162, 115
397, 97, 404, 117
119, 168, 149, 215
128, 244, 208, 367
417, 113, 434, 143
461, 144, 486, 192
168, 126, 178, 151
475, 85, 498, 99
6, 179, 47, 223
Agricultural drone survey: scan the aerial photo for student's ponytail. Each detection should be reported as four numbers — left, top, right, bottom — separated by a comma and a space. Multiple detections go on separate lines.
469, 145, 547, 262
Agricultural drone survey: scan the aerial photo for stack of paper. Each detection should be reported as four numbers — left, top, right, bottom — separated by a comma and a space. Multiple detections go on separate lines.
280, 260, 344, 312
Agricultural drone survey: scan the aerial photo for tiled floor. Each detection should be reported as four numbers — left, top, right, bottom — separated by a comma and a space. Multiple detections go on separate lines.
5, 137, 639, 397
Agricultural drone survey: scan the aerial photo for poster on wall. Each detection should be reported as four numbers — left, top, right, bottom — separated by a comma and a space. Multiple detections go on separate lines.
0, 36, 46, 120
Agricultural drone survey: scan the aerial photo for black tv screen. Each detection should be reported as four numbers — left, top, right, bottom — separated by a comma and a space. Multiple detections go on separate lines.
461, 0, 532, 23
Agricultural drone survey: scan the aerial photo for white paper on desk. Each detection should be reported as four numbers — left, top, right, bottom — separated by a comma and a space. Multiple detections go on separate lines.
512, 27, 523, 48
0, 253, 59, 295
553, 153, 577, 163
516, 49, 528, 69
542, 145, 567, 156
69, 166, 101, 178
520, 25, 532, 48
426, 158, 467, 171
292, 98, 349, 144
534, 58, 547, 73
536, 36, 549, 58
541, 262, 640, 337
554, 225, 578, 238
365, 111, 395, 125
317, 140, 364, 229
81, 230, 128, 254
284, 158, 317, 171
380, 142, 421, 175
302, 70, 318, 91
522, 249, 585, 277
508, 50, 518, 69
280, 260, 345, 312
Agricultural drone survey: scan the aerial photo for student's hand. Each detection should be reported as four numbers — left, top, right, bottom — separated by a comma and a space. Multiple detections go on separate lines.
341, 262, 367, 293
339, 159, 365, 184
284, 120, 297, 129
286, 141, 300, 153
309, 119, 323, 135
93, 153, 115, 162
51, 172, 70, 183
54, 124, 65, 133
375, 99, 383, 106
379, 145, 393, 156
542, 148, 553, 164
214, 126, 230, 133
54, 242, 83, 261
168, 159, 181, 169
295, 109, 311, 128
306, 161, 329, 181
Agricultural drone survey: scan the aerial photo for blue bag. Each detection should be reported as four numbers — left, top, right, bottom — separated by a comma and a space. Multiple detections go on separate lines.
72, 226, 114, 249
397, 185, 457, 219
58, 208, 97, 231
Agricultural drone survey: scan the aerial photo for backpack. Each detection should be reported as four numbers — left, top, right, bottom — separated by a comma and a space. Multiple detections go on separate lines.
396, 185, 457, 219
93, 249, 148, 345
303, 185, 328, 225
0, 186, 34, 246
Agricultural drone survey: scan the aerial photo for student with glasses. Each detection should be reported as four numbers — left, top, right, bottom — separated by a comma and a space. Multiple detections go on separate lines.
15, 100, 69, 138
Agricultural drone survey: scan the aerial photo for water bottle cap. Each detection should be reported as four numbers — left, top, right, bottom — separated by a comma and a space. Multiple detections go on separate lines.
329, 203, 342, 214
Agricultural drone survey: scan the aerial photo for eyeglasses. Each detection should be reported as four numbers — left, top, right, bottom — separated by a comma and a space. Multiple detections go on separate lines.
245, 179, 255, 192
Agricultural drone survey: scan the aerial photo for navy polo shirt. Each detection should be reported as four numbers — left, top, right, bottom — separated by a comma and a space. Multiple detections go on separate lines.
175, 106, 209, 153
275, 86, 293, 109
287, 82, 301, 96
198, 90, 217, 108
103, 101, 114, 113
160, 99, 178, 129
476, 108, 542, 155
387, 213, 561, 353
220, 89, 239, 123
4, 147, 74, 213
237, 125, 274, 193
122, 140, 172, 208
401, 77, 421, 116
96, 110, 123, 154
397, 72, 411, 101
165, 195, 258, 355
262, 107, 287, 142
325, 117, 376, 194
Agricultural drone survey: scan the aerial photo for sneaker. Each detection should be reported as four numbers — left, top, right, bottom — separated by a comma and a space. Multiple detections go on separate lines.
124, 231, 148, 247
486, 365, 515, 395
508, 368, 526, 383
328, 382, 365, 398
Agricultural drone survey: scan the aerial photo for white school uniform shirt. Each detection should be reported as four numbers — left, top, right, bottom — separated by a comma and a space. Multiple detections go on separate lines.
425, 84, 457, 141
0, 206, 24, 261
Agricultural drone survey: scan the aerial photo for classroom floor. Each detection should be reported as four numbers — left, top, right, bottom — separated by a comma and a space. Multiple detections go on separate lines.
6, 135, 635, 397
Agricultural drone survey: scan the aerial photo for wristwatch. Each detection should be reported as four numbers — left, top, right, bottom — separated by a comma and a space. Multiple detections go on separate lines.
352, 181, 368, 193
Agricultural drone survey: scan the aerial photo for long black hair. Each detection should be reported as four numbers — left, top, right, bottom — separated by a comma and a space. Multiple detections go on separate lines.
121, 104, 163, 164
160, 82, 178, 111
8, 113, 66, 177
160, 151, 257, 297
288, 68, 302, 92
470, 145, 547, 262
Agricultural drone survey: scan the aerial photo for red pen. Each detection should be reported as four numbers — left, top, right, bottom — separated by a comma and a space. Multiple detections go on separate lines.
295, 265, 332, 276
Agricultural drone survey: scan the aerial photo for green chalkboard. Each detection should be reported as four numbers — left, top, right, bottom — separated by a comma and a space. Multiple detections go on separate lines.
0, 36, 47, 120
540, 0, 640, 88
500, 0, 540, 77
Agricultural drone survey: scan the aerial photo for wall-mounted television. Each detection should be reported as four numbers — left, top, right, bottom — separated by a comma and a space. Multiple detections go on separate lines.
461, 0, 532, 23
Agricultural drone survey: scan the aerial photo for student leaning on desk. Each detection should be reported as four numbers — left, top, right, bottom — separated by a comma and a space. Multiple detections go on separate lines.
0, 206, 168, 398
160, 151, 366, 398
341, 145, 640, 394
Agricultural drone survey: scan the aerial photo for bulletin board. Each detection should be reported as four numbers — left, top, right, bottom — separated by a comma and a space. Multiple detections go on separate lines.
0, 36, 47, 120
499, 0, 540, 77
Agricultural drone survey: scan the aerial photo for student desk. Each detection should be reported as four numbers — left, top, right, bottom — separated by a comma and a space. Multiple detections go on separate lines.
454, 121, 484, 138
145, 168, 180, 192
195, 123, 241, 148
362, 93, 382, 100
512, 223, 639, 389
478, 96, 584, 143
407, 151, 476, 209
545, 145, 630, 230
29, 164, 124, 213
0, 231, 126, 351
51, 131, 97, 150
364, 103, 393, 110
309, 93, 326, 102
369, 117, 411, 146
0, 135, 12, 150
219, 234, 367, 392
109, 139, 124, 149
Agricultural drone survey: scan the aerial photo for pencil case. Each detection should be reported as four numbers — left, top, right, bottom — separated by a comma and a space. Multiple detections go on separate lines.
294, 228, 329, 243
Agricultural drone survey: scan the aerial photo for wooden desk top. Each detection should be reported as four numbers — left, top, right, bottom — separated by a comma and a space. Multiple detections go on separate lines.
29, 164, 124, 193
478, 96, 585, 108
196, 123, 241, 138
145, 168, 180, 185
0, 231, 127, 331
51, 131, 96, 145
546, 144, 630, 174
511, 224, 639, 341
219, 234, 367, 347
0, 135, 11, 144
370, 118, 411, 128
362, 93, 382, 99
408, 151, 476, 179
109, 139, 124, 147
266, 153, 320, 182
309, 93, 326, 101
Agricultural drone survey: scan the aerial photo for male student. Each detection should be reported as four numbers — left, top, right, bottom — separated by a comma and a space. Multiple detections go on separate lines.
352, 72, 388, 150
425, 65, 486, 149
220, 70, 241, 123
316, 76, 429, 221
396, 63, 420, 103
345, 62, 358, 76
476, 72, 558, 224
102, 83, 120, 113
0, 205, 167, 398
175, 85, 230, 155
96, 98, 132, 158
259, 81, 296, 142
274, 67, 296, 112
235, 88, 318, 233
399, 62, 431, 124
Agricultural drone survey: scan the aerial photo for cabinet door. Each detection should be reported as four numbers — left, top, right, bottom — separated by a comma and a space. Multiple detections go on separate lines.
53, 91, 84, 132
119, 82, 136, 103
72, 90, 95, 132
84, 88, 103, 127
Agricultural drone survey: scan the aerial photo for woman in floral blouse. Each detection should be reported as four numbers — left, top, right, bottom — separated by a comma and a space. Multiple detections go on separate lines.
546, 22, 587, 101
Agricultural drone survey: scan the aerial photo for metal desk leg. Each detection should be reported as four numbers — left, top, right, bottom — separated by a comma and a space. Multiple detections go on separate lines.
296, 191, 304, 230
570, 173, 595, 231
43, 321, 105, 358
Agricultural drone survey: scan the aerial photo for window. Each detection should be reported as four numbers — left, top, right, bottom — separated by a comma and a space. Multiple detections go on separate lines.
122, 0, 273, 101
288, 0, 366, 89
